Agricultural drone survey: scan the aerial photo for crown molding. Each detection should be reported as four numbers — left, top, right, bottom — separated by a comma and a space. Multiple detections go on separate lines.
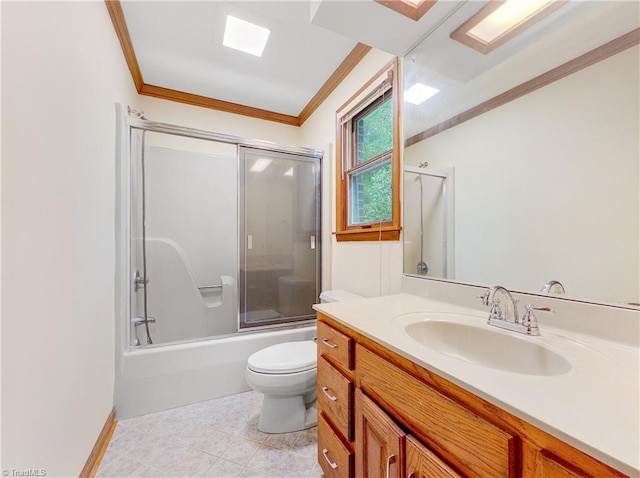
105, 0, 371, 127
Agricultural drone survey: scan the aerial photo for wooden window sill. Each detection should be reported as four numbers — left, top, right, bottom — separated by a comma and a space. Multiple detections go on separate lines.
335, 227, 401, 242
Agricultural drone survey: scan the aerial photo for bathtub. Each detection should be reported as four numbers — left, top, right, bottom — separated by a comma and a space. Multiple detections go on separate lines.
114, 325, 316, 419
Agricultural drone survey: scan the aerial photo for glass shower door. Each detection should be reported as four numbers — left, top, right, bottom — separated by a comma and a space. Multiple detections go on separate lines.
239, 147, 321, 329
130, 129, 239, 346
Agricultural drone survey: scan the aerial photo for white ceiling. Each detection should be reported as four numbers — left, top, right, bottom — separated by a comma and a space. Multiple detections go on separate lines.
121, 1, 359, 116
120, 1, 639, 121
120, 0, 471, 118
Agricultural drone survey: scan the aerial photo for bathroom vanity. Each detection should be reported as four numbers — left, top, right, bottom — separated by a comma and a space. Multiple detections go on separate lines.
314, 294, 639, 478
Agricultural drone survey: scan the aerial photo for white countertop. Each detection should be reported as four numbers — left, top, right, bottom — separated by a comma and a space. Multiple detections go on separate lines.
314, 293, 640, 476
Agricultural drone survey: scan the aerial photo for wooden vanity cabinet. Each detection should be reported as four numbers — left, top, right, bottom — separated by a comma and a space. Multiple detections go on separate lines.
354, 389, 405, 478
316, 313, 629, 478
317, 320, 355, 477
357, 344, 516, 478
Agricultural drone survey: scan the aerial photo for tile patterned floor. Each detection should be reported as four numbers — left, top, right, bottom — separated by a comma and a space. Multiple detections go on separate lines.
96, 391, 324, 477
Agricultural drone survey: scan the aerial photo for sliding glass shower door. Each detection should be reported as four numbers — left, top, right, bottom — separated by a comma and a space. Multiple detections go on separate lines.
130, 129, 239, 346
129, 124, 322, 346
239, 147, 321, 329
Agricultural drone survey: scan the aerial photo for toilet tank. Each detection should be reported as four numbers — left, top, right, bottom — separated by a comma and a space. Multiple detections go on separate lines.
319, 289, 363, 303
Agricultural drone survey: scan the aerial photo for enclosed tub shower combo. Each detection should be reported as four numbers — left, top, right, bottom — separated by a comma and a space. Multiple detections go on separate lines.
115, 107, 322, 418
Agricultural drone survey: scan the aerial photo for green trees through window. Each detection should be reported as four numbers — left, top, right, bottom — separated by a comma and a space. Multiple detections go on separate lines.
351, 95, 393, 224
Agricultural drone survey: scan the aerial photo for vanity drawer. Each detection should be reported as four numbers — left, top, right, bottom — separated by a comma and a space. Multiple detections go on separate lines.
318, 320, 353, 370
318, 412, 354, 478
318, 355, 353, 441
356, 344, 518, 478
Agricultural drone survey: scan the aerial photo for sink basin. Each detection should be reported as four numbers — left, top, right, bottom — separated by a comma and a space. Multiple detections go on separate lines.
404, 320, 572, 376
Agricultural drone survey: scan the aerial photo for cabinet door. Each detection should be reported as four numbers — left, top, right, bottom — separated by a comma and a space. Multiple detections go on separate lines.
536, 450, 593, 478
406, 436, 462, 478
355, 389, 405, 478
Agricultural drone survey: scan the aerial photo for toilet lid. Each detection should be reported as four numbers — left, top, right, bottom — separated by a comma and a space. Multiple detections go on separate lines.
247, 341, 317, 374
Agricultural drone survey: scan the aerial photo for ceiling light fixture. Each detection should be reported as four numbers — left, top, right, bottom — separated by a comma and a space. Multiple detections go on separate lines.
404, 83, 440, 105
450, 0, 562, 55
401, 0, 424, 7
374, 0, 436, 21
223, 15, 270, 57
250, 158, 272, 172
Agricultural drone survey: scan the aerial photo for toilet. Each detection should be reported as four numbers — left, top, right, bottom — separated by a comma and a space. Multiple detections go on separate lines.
245, 289, 363, 433
278, 275, 315, 317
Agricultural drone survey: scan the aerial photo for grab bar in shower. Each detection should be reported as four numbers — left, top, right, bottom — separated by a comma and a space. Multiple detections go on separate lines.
197, 284, 223, 291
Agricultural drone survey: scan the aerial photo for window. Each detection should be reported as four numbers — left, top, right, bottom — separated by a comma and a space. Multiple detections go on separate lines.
336, 59, 400, 241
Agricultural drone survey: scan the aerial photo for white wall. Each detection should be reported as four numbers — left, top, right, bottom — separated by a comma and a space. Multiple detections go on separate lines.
136, 96, 302, 148
1, 2, 137, 475
299, 49, 403, 298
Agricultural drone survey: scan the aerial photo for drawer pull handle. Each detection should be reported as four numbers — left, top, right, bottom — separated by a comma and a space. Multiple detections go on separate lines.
321, 386, 338, 401
322, 338, 338, 348
386, 454, 396, 478
322, 448, 338, 469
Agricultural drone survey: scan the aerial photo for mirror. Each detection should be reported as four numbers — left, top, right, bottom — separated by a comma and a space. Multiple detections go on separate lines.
402, 1, 639, 307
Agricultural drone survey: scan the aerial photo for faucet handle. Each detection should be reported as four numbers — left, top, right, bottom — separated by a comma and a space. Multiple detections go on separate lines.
478, 289, 491, 306
524, 304, 554, 314
522, 304, 554, 335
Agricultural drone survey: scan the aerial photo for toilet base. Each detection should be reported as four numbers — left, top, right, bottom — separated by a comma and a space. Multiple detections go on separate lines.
257, 395, 318, 434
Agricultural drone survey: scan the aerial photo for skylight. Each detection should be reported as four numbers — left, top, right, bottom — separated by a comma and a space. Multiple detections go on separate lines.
223, 15, 270, 57
404, 83, 440, 105
468, 0, 554, 43
450, 0, 561, 55
374, 0, 436, 22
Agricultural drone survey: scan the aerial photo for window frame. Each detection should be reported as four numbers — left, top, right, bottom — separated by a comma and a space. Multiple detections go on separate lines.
335, 58, 401, 242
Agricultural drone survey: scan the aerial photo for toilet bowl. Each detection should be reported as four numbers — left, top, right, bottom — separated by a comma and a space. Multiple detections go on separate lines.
246, 340, 318, 433
246, 289, 363, 433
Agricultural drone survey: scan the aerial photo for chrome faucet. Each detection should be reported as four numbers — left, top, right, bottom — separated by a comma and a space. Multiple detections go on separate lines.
480, 286, 519, 323
480, 286, 551, 336
541, 280, 565, 294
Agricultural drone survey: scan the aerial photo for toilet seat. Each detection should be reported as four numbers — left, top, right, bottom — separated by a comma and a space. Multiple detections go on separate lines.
247, 340, 317, 374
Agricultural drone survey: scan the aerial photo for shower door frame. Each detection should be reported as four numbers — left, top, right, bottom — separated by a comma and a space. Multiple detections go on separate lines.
238, 146, 322, 331
119, 109, 323, 350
